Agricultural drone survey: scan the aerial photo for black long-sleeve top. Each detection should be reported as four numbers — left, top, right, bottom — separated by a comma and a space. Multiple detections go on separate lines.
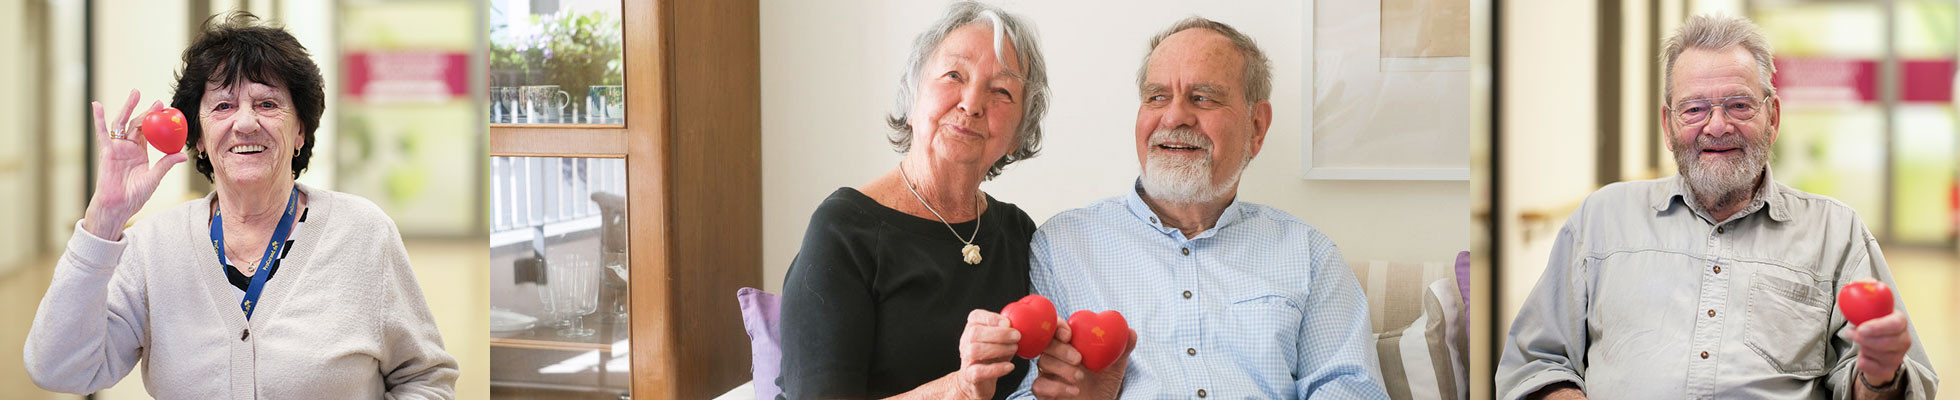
779, 188, 1036, 400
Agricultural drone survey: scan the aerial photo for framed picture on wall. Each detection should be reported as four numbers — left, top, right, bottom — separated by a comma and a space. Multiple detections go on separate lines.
1301, 0, 1471, 181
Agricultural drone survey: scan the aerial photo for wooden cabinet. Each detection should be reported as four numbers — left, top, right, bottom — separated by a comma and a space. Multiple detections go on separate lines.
487, 0, 759, 398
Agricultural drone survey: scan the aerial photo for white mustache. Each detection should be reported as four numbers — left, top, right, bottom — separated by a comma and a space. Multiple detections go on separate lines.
1149, 127, 1211, 149
1693, 135, 1749, 152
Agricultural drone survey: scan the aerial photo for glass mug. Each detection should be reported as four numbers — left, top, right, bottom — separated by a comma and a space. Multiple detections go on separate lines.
491, 86, 521, 123
586, 85, 625, 123
520, 85, 571, 123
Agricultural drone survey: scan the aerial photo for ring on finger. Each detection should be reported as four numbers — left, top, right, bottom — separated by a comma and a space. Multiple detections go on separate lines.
108, 125, 126, 140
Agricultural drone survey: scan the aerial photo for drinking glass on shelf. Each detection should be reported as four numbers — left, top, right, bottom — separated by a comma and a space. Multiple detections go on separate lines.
587, 85, 625, 123
548, 254, 603, 338
533, 253, 567, 329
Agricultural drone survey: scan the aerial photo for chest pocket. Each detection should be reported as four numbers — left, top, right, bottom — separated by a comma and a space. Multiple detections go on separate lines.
1742, 271, 1832, 375
1227, 293, 1304, 376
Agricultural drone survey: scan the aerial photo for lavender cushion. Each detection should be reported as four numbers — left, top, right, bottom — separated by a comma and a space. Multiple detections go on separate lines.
1455, 251, 1471, 335
738, 287, 783, 400
1454, 251, 1470, 306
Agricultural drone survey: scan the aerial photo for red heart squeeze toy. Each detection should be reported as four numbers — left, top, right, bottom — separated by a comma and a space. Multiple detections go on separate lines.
1837, 279, 1894, 326
1001, 294, 1058, 359
1067, 310, 1130, 372
141, 107, 190, 155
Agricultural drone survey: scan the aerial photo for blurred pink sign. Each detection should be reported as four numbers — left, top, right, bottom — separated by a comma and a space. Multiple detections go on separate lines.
344, 52, 470, 103
1773, 58, 1953, 104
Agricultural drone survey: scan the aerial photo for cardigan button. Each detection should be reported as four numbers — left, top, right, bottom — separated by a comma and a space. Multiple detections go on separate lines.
241, 328, 250, 341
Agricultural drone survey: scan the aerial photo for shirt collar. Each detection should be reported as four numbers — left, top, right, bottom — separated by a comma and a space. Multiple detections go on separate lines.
1125, 179, 1246, 238
1650, 167, 1790, 223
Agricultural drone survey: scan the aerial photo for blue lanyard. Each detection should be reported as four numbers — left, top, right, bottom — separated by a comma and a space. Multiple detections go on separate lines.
210, 187, 299, 320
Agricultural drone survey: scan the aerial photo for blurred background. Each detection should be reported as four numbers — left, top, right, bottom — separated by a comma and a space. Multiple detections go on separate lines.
0, 0, 487, 398
1475, 0, 1960, 398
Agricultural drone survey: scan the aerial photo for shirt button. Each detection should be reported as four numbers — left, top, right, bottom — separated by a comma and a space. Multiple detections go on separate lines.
1717, 226, 1726, 234
1197, 389, 1208, 398
1150, 216, 1158, 224
1708, 309, 1716, 317
1181, 248, 1190, 256
1713, 265, 1722, 274
1187, 347, 1197, 356
1701, 351, 1710, 359
1182, 290, 1192, 299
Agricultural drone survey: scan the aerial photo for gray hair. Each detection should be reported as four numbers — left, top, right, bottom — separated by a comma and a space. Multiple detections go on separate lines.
1661, 14, 1777, 104
885, 1, 1049, 180
1137, 17, 1273, 103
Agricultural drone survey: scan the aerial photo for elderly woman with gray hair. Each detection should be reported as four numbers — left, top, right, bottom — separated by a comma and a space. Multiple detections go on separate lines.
777, 1, 1050, 399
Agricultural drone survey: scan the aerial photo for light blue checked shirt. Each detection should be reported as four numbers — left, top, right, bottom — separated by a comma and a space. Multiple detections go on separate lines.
1008, 182, 1389, 399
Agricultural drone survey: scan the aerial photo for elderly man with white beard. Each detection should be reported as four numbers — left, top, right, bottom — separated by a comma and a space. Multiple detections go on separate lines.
1497, 14, 1938, 400
1004, 17, 1389, 400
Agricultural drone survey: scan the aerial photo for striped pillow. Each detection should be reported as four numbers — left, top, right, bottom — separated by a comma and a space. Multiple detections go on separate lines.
1350, 260, 1469, 400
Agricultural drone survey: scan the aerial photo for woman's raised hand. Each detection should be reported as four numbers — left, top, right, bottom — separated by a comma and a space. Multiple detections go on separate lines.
81, 89, 189, 241
953, 309, 1022, 400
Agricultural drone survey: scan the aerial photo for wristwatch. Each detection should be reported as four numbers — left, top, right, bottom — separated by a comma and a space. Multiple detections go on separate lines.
1860, 367, 1904, 394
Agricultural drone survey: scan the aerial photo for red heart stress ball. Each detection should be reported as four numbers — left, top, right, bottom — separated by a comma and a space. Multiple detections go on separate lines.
1837, 279, 1894, 326
1067, 310, 1130, 372
1001, 294, 1058, 359
141, 107, 189, 155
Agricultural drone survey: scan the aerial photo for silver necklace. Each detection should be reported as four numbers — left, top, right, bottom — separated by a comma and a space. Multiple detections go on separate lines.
899, 162, 983, 265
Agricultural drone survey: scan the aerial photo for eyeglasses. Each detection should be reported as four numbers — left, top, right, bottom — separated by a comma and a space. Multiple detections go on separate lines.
1669, 94, 1768, 126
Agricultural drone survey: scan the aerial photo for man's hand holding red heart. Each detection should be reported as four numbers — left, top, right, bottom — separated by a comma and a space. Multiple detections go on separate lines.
1029, 310, 1134, 400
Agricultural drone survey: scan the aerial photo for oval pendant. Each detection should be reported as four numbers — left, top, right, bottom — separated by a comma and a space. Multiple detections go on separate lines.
961, 243, 983, 265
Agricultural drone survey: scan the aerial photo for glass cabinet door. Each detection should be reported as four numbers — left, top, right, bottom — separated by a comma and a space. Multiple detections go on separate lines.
488, 0, 625, 126
489, 156, 630, 398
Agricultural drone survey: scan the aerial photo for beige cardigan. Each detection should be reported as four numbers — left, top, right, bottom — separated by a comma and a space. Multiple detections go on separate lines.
24, 184, 458, 399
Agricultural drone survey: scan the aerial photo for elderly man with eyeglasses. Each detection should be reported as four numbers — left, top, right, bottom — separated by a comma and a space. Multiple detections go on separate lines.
1497, 14, 1939, 400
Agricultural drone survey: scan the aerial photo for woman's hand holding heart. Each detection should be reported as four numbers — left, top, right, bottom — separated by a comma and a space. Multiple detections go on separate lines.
886, 309, 1021, 400
952, 309, 1022, 400
83, 89, 189, 241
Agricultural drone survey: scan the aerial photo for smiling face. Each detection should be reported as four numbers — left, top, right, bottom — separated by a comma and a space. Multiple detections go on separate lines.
1662, 46, 1779, 208
1135, 29, 1271, 204
196, 79, 304, 191
906, 23, 1027, 172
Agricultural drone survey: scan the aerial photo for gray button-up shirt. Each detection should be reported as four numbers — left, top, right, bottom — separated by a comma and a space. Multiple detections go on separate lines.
1497, 170, 1939, 399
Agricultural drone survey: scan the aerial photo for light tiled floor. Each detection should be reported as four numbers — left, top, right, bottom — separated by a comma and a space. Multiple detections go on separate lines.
0, 255, 81, 400
0, 238, 487, 399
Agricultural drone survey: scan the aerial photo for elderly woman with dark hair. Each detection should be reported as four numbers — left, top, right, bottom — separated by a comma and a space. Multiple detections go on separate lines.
23, 12, 457, 398
777, 2, 1051, 399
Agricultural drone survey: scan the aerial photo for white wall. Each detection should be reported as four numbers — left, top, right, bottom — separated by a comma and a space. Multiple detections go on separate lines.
91, 0, 195, 225
759, 0, 1472, 292
0, 0, 30, 275
1494, 0, 1600, 344
45, 0, 89, 255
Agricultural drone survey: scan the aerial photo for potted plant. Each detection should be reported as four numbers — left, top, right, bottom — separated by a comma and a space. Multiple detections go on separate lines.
539, 11, 622, 117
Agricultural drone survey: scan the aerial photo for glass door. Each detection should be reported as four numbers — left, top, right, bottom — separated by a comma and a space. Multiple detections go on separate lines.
486, 0, 639, 397
489, 156, 630, 398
